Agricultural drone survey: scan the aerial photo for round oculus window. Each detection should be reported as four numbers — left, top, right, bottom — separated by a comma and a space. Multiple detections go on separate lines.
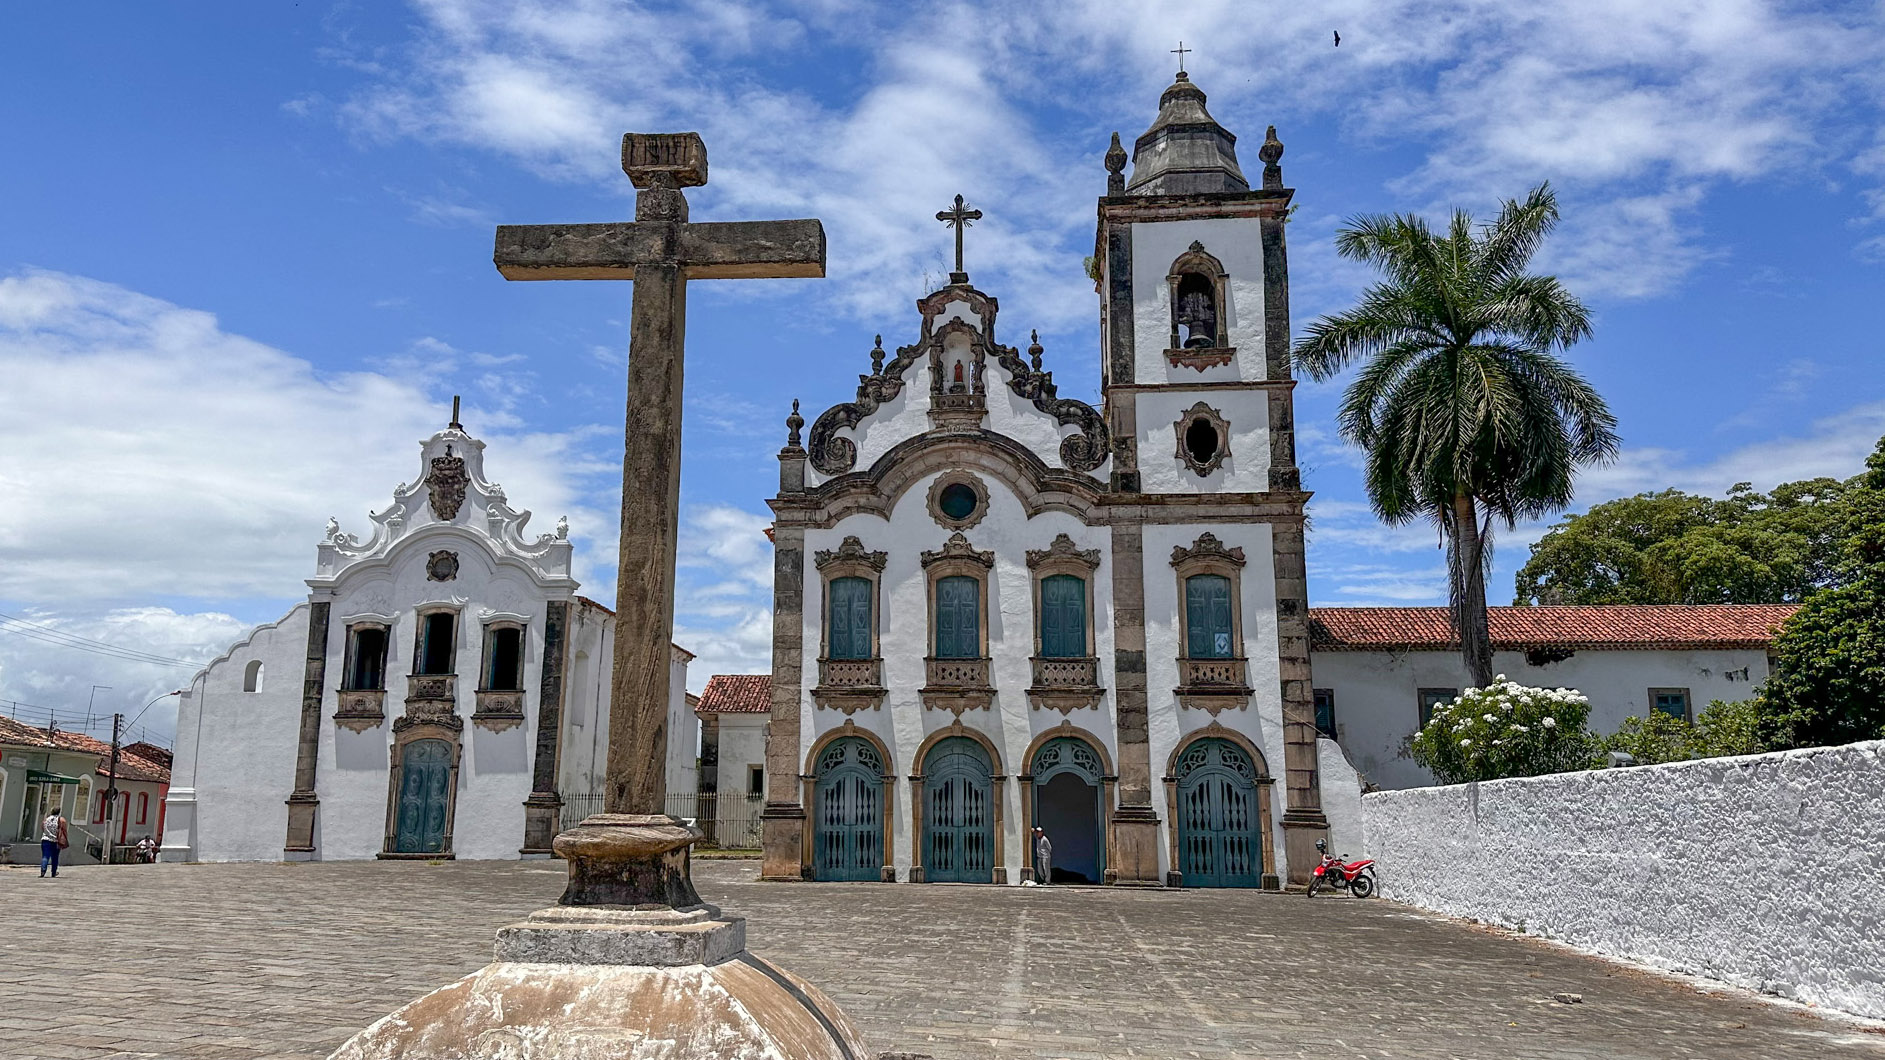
938, 482, 979, 521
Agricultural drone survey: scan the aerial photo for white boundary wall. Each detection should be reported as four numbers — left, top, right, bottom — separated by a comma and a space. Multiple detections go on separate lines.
1361, 740, 1885, 1020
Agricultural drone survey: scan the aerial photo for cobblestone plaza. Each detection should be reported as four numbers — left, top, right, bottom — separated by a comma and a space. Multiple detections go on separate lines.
0, 859, 1877, 1060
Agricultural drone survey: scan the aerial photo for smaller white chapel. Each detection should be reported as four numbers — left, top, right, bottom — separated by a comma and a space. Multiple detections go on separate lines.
162, 412, 696, 863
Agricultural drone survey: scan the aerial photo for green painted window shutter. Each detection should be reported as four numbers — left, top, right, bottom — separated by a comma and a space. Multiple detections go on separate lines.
1185, 574, 1234, 659
1040, 574, 1086, 658
935, 576, 980, 659
828, 577, 873, 660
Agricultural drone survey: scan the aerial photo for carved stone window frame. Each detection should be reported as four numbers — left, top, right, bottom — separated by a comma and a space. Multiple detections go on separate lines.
1173, 401, 1233, 478
1025, 534, 1105, 714
926, 470, 990, 532
335, 619, 392, 733
411, 604, 461, 678
1165, 241, 1235, 370
1026, 534, 1101, 660
472, 619, 528, 733
920, 532, 996, 713
1171, 533, 1253, 713
812, 536, 889, 714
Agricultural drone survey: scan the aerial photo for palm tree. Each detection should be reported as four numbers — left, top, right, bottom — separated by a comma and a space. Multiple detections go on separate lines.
1294, 184, 1619, 688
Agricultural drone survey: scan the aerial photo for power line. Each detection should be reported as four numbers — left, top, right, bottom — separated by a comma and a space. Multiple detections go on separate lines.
0, 612, 201, 669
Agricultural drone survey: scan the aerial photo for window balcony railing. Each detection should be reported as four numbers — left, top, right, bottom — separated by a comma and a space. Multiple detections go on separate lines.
921, 656, 993, 715
472, 689, 527, 733
1027, 656, 1104, 715
333, 689, 386, 733
406, 673, 457, 701
1175, 657, 1252, 714
1030, 656, 1100, 688
812, 657, 885, 715
817, 657, 882, 688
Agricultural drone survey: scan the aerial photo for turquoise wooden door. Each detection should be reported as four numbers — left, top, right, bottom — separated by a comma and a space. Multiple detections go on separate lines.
924, 736, 993, 883
828, 577, 873, 660
1030, 736, 1105, 883
1174, 739, 1263, 887
935, 576, 980, 658
394, 739, 453, 854
813, 738, 884, 881
1039, 574, 1086, 658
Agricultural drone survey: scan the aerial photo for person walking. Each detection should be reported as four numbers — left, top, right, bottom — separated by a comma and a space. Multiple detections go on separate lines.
39, 806, 68, 878
1032, 826, 1052, 885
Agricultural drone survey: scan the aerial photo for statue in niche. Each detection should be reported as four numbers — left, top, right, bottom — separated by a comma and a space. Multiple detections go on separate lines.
950, 360, 967, 394
1175, 273, 1218, 349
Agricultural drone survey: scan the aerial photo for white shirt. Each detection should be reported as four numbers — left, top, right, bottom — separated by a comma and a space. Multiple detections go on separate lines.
40, 814, 62, 842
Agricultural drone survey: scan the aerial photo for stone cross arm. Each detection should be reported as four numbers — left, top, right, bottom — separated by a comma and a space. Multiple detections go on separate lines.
494, 219, 826, 280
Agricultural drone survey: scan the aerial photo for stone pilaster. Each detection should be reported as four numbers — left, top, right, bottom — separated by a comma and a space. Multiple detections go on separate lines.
283, 599, 331, 858
1108, 523, 1162, 885
760, 525, 808, 880
1261, 209, 1327, 884
522, 599, 571, 856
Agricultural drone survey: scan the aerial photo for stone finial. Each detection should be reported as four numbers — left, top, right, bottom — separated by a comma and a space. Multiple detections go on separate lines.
1029, 329, 1044, 373
870, 334, 885, 375
556, 515, 569, 540
1259, 125, 1285, 190
1105, 131, 1127, 195
785, 399, 804, 448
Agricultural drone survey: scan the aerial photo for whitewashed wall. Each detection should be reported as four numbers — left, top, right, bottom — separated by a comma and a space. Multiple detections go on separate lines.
1362, 741, 1885, 1020
716, 714, 768, 799
1143, 521, 1286, 882
799, 470, 1118, 882
1317, 647, 1773, 790
1127, 217, 1268, 385
1134, 389, 1269, 495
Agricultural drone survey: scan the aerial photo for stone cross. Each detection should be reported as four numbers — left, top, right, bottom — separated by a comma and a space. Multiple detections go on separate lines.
935, 193, 982, 284
495, 133, 825, 827
1171, 41, 1190, 72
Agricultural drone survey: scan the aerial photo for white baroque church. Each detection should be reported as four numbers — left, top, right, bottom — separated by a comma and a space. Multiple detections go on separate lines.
760, 70, 1329, 888
162, 411, 696, 863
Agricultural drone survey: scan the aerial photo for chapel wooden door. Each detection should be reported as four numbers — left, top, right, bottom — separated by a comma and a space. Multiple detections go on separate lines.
394, 739, 453, 854
923, 736, 993, 883
813, 738, 883, 882
1175, 739, 1263, 887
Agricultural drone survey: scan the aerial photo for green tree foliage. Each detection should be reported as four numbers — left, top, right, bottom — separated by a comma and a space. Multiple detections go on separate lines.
1294, 184, 1619, 686
1754, 436, 1885, 746
1411, 681, 1601, 783
1602, 699, 1767, 765
1514, 475, 1860, 605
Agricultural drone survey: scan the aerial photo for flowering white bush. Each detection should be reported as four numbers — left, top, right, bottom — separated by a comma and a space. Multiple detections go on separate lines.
1409, 678, 1600, 783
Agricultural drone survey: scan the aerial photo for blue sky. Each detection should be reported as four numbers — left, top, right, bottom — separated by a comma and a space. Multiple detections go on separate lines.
3, 0, 1884, 743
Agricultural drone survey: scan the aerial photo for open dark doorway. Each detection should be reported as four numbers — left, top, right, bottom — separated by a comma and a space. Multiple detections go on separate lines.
1036, 772, 1101, 883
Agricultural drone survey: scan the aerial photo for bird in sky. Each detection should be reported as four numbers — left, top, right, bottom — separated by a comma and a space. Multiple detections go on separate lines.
1333, 30, 1342, 46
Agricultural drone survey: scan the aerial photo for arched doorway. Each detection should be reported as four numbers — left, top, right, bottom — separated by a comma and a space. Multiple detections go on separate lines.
922, 736, 993, 883
392, 739, 453, 854
1173, 737, 1266, 888
812, 736, 885, 882
1031, 737, 1104, 883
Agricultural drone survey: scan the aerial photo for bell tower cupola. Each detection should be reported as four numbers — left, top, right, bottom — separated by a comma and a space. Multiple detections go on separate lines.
1127, 71, 1249, 196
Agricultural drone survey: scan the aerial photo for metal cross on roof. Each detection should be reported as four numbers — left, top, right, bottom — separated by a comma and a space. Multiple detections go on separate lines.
935, 193, 982, 285
1172, 41, 1191, 73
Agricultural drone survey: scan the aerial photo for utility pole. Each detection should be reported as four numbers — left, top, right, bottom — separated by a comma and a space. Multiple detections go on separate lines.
102, 713, 123, 865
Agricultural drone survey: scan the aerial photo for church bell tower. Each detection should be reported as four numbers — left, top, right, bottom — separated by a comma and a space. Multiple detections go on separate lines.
1094, 65, 1330, 885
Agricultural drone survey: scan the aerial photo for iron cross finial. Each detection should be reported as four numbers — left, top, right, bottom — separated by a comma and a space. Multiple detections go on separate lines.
1172, 41, 1191, 73
935, 193, 983, 284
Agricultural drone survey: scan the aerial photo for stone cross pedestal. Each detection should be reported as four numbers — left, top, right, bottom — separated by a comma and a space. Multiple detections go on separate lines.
326, 134, 870, 1059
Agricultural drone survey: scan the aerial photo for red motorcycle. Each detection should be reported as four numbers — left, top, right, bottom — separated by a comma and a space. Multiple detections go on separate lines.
1305, 839, 1376, 898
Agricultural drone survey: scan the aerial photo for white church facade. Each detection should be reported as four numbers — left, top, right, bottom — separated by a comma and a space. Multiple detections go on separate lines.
162, 413, 697, 863
759, 71, 1328, 888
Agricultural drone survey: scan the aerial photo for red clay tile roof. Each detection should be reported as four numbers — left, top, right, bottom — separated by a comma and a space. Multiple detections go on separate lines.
1309, 605, 1798, 652
0, 717, 173, 783
696, 674, 772, 714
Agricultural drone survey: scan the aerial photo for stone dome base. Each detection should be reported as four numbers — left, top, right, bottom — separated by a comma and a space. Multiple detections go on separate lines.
328, 954, 873, 1060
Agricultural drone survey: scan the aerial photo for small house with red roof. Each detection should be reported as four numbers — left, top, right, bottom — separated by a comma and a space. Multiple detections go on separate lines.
1308, 604, 1795, 789
0, 716, 171, 862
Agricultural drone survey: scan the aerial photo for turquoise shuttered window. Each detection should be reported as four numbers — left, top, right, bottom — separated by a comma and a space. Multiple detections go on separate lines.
935, 576, 980, 659
1039, 574, 1086, 658
1184, 574, 1234, 659
827, 577, 873, 660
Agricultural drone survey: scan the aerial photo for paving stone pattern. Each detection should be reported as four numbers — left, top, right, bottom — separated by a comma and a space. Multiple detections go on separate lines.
0, 859, 1878, 1060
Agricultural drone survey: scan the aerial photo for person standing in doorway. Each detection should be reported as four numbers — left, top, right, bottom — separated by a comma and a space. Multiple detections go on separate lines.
39, 806, 68, 878
1032, 826, 1052, 886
